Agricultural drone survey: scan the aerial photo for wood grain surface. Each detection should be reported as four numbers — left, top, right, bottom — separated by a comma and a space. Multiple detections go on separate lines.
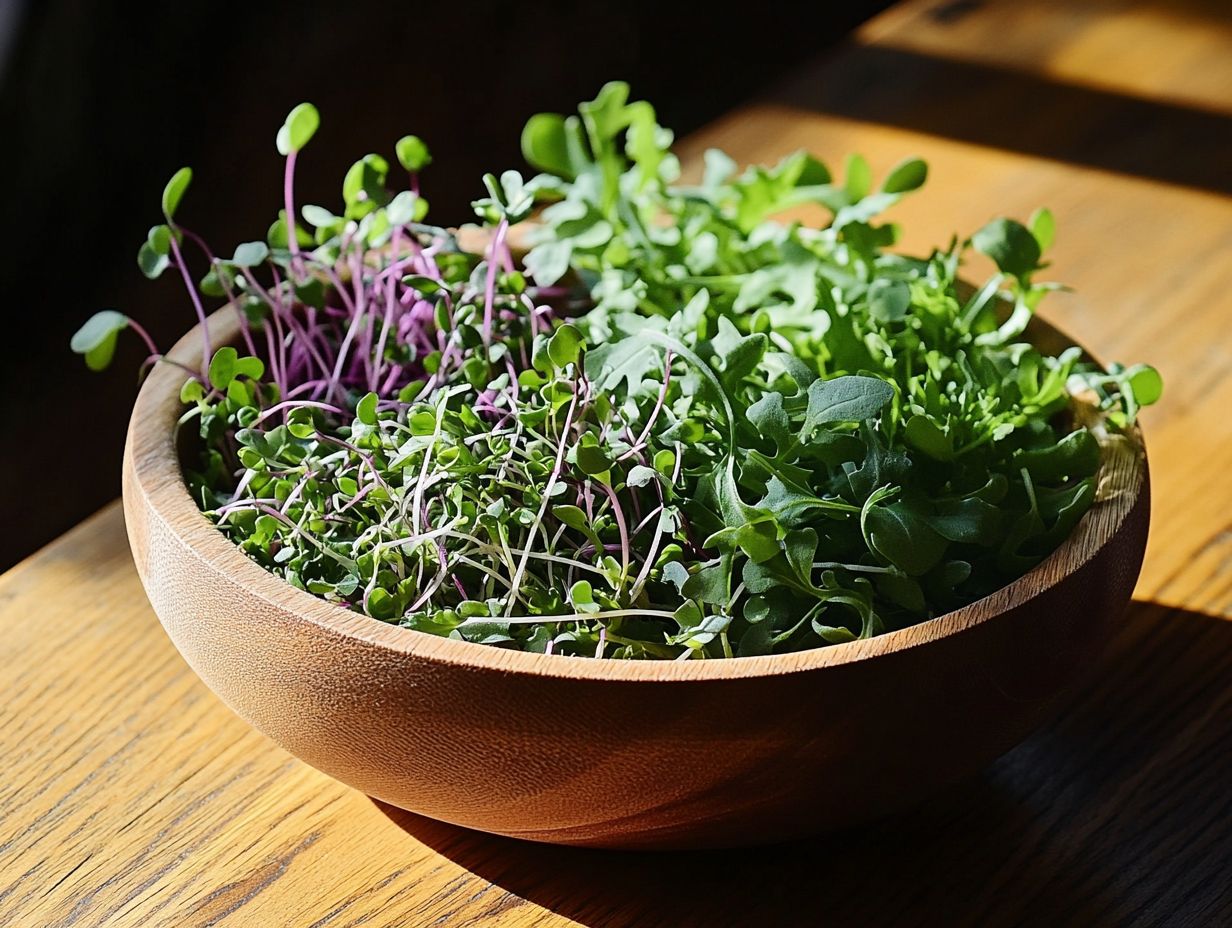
3, 0, 1231, 922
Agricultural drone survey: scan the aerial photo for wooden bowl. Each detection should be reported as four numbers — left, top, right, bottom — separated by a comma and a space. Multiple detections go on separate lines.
122, 309, 1150, 850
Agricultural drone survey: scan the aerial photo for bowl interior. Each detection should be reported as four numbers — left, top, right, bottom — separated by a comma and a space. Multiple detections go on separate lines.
129, 306, 1148, 683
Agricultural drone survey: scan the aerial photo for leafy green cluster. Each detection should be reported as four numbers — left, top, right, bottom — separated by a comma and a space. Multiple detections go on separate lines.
76, 85, 1160, 660
511, 83, 1160, 651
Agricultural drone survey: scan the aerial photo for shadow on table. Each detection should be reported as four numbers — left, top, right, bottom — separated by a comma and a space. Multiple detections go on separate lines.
773, 42, 1232, 196
376, 601, 1232, 928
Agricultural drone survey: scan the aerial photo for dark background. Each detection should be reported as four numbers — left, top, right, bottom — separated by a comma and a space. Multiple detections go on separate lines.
0, 0, 892, 570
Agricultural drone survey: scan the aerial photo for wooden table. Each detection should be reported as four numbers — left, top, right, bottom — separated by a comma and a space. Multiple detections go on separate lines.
3, 1, 1230, 924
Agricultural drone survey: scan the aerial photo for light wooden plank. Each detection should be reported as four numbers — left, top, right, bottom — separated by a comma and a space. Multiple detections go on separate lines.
861, 0, 1232, 114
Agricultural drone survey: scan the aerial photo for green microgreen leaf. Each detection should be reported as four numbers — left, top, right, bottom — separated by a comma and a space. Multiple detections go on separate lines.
356, 391, 379, 426
1029, 207, 1056, 251
162, 167, 192, 222
844, 153, 872, 201
547, 323, 584, 368
973, 217, 1042, 279
395, 135, 432, 173
71, 310, 129, 371
232, 241, 270, 267
137, 241, 170, 279
206, 347, 262, 391
1125, 364, 1163, 406
881, 157, 927, 194
277, 102, 320, 155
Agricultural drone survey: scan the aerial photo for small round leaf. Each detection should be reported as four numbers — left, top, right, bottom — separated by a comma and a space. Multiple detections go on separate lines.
233, 356, 265, 382
521, 113, 574, 178
1029, 207, 1056, 251
147, 224, 173, 256
162, 167, 192, 221
972, 217, 1041, 279
71, 310, 129, 371
301, 204, 339, 228
844, 153, 871, 201
232, 241, 270, 267
1126, 364, 1163, 406
208, 346, 239, 391
276, 102, 320, 155
180, 379, 206, 403
395, 135, 431, 173
356, 391, 379, 426
574, 442, 611, 476
547, 323, 583, 368
881, 157, 928, 194
137, 241, 170, 279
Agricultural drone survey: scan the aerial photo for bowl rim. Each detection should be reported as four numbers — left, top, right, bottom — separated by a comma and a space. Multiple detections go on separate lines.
125, 307, 1147, 683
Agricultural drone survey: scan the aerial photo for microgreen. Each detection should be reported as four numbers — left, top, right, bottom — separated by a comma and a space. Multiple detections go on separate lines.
74, 85, 1161, 660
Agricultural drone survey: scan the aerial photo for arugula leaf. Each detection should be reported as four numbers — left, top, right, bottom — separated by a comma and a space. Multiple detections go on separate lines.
863, 496, 947, 576
804, 376, 896, 430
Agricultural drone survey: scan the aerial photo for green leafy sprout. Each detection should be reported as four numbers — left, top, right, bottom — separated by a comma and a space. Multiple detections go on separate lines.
73, 84, 1161, 660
